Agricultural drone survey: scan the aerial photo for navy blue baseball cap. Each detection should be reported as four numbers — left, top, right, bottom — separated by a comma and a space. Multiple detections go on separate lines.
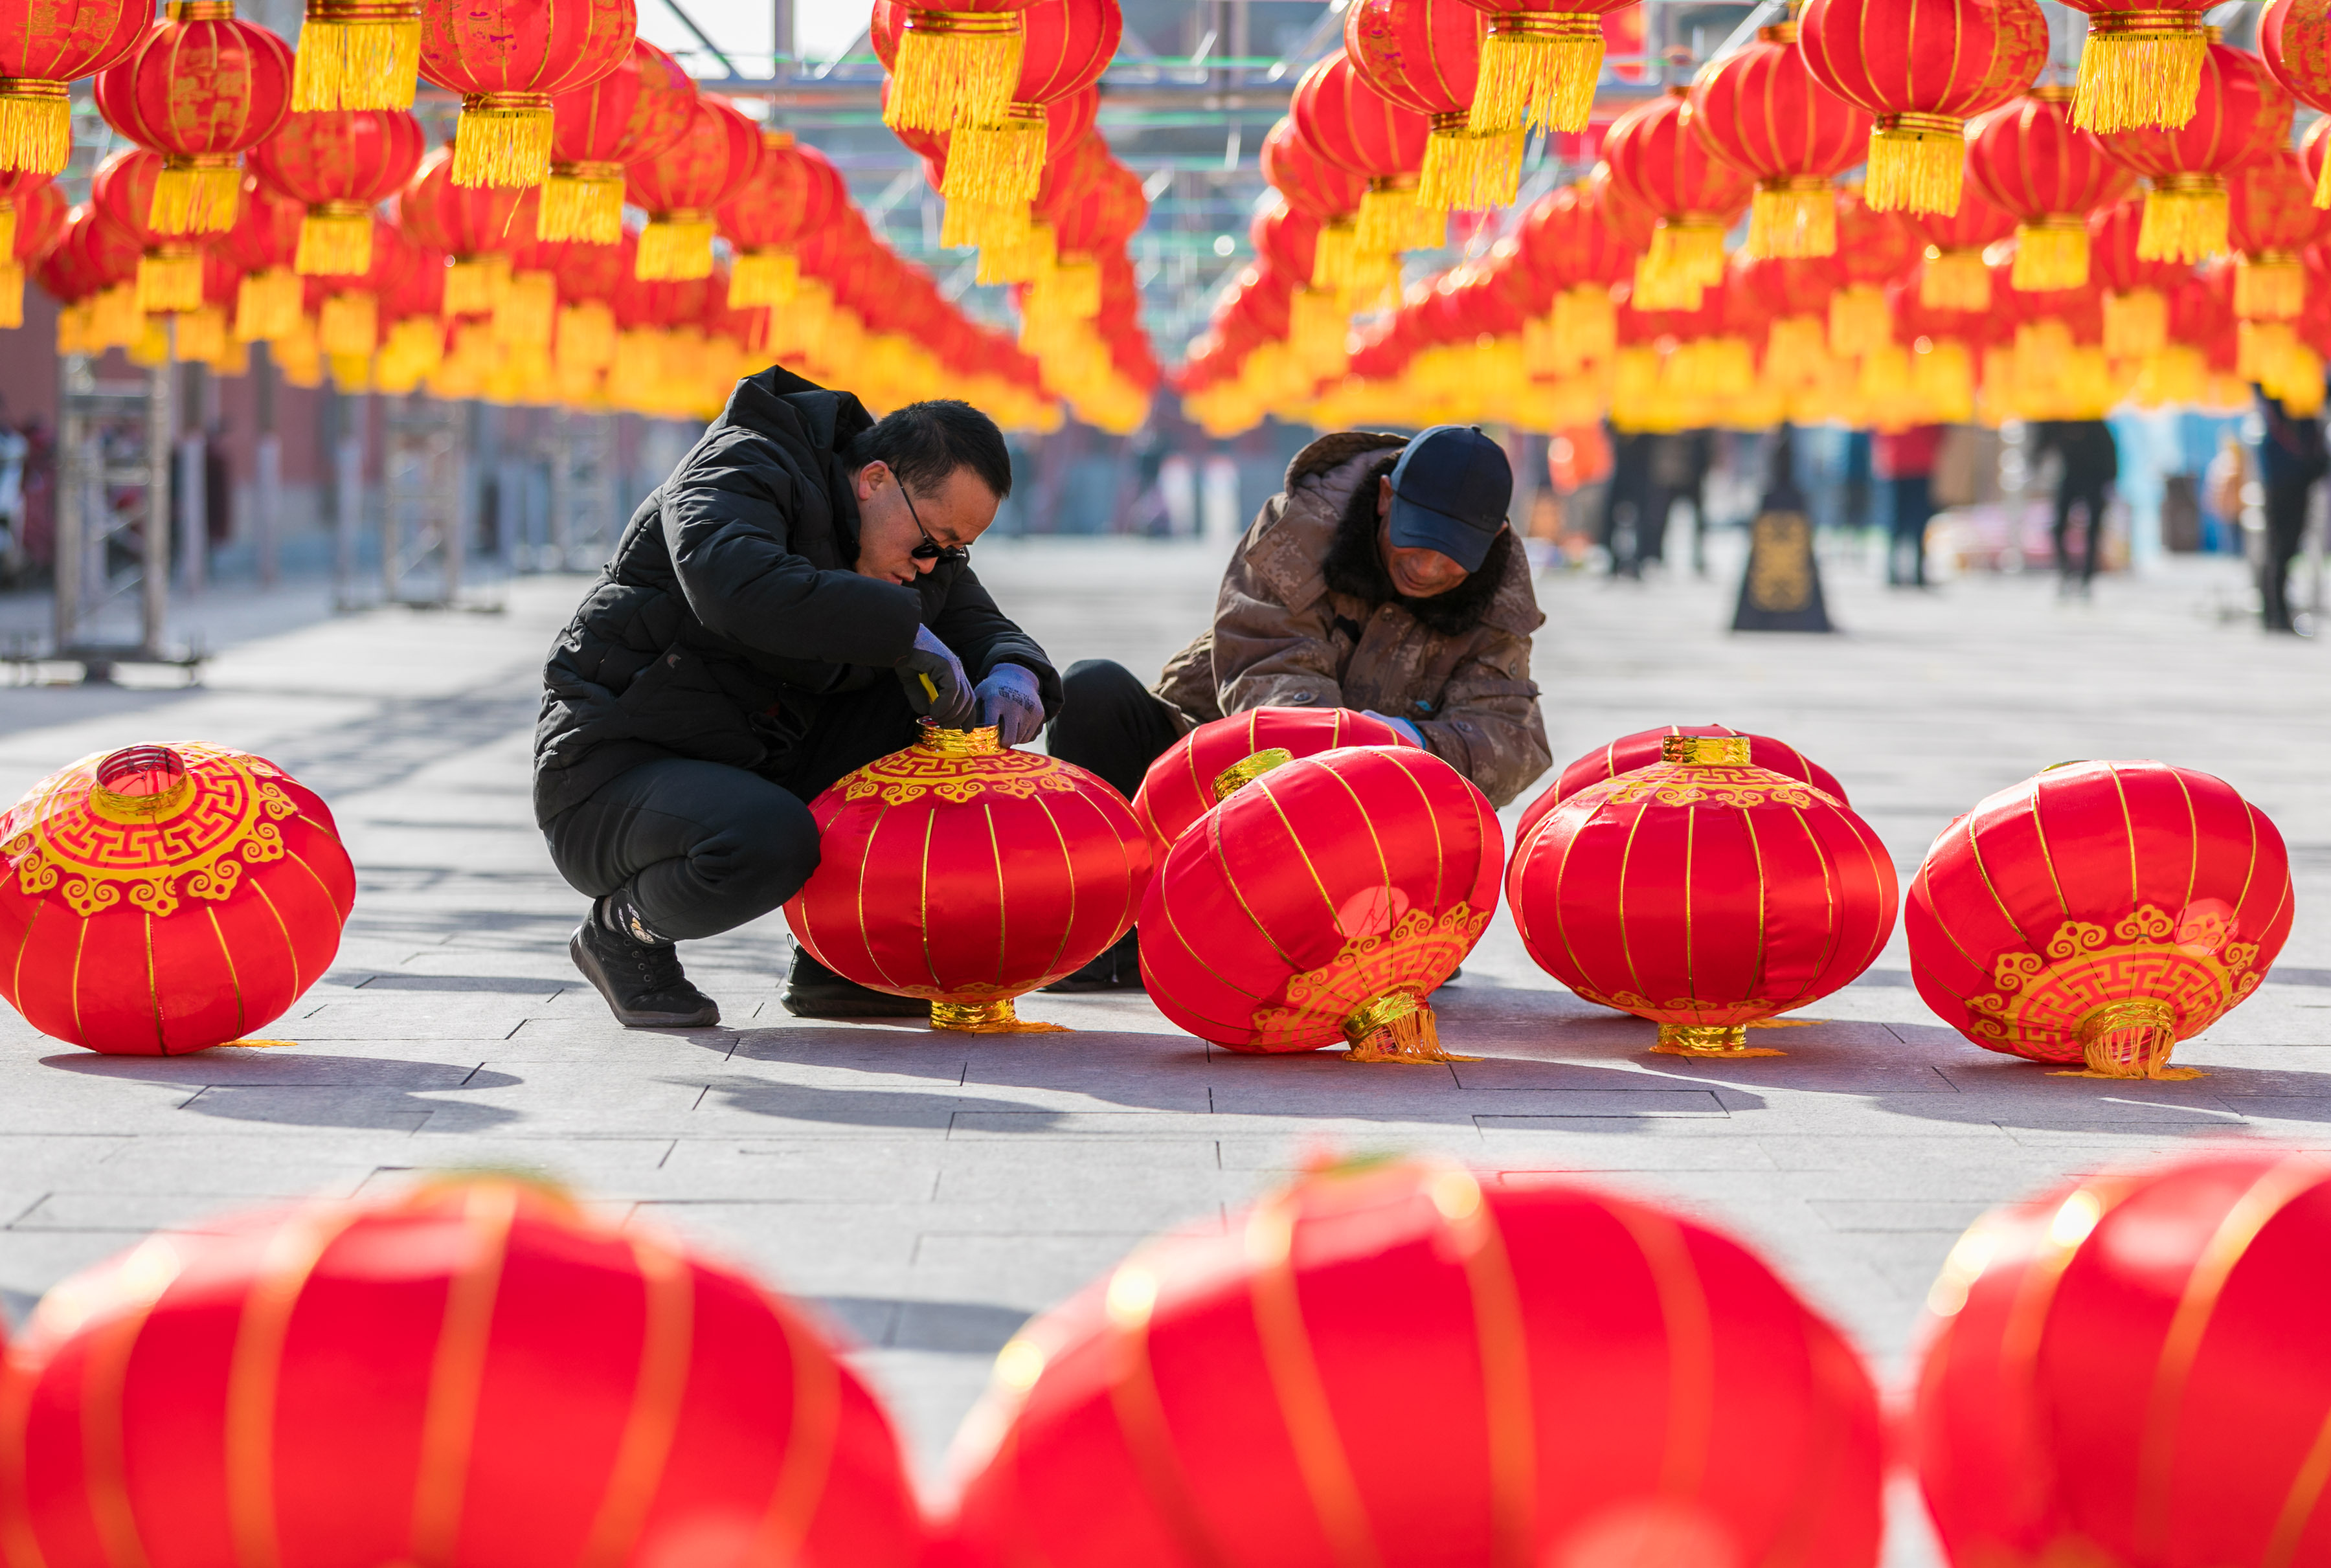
1385, 425, 1513, 572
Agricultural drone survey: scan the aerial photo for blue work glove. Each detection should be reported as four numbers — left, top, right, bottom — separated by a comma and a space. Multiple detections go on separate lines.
1362, 710, 1425, 747
899, 625, 977, 728
976, 662, 1045, 746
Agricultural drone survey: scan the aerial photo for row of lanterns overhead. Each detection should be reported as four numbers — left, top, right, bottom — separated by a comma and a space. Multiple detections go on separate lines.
1180, 0, 2331, 438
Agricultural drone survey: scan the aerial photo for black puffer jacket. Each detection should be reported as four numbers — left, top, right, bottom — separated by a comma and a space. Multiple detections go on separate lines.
534, 366, 1059, 825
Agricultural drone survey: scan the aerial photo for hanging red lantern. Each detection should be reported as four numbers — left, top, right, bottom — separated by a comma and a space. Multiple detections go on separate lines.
1966, 87, 2135, 292
0, 743, 354, 1054
2088, 192, 2182, 354
418, 0, 633, 190
0, 0, 149, 175
625, 93, 760, 281
1601, 85, 1754, 309
1450, 0, 1637, 135
1914, 1149, 2331, 1568
1, 1176, 929, 1568
784, 724, 1150, 1033
1906, 759, 2292, 1078
1515, 180, 1633, 368
1290, 54, 1441, 258
1131, 707, 1417, 858
1261, 114, 1378, 298
1515, 722, 1847, 847
947, 1156, 1886, 1568
89, 148, 213, 312
0, 174, 62, 326
717, 131, 843, 307
2262, 0, 2331, 207
301, 213, 418, 357
1797, 0, 2049, 216
1910, 178, 2018, 310
1825, 186, 1920, 352
249, 106, 424, 276
2100, 41, 2292, 265
394, 142, 534, 319
537, 37, 694, 243
221, 171, 304, 339
1509, 734, 1897, 1057
2226, 146, 2331, 320
2059, 0, 2213, 133
1347, 0, 1522, 212
1140, 745, 1500, 1062
93, 3, 293, 236
1689, 11, 1873, 258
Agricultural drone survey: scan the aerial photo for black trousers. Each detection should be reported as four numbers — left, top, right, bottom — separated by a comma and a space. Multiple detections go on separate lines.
1045, 658, 1185, 801
2261, 477, 2312, 631
2054, 482, 2109, 583
541, 680, 922, 941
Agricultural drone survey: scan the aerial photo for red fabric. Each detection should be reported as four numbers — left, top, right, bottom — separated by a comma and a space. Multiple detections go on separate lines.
1688, 20, 1871, 188
1517, 722, 1848, 846
1602, 87, 1753, 223
419, 0, 633, 100
1132, 708, 1416, 857
1798, 0, 2049, 124
394, 145, 536, 261
548, 38, 697, 168
249, 108, 427, 209
2099, 42, 2292, 185
1873, 423, 1946, 479
93, 9, 292, 161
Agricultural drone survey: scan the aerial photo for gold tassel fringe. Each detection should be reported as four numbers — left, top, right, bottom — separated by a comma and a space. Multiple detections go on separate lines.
942, 194, 1028, 251
1921, 249, 1990, 311
2102, 287, 2166, 357
318, 289, 378, 357
1764, 313, 1827, 383
273, 316, 323, 386
55, 300, 89, 354
444, 252, 510, 317
729, 249, 798, 307
1311, 218, 1356, 289
537, 163, 624, 243
1643, 218, 1726, 291
2236, 252, 2304, 320
0, 202, 14, 262
929, 996, 1069, 1034
1417, 118, 1524, 212
1828, 282, 1891, 357
0, 260, 19, 330
494, 267, 556, 348
89, 283, 142, 349
174, 302, 228, 364
137, 249, 203, 314
1913, 338, 1975, 420
290, 10, 421, 112
1028, 253, 1099, 320
453, 94, 552, 188
1749, 179, 1836, 258
1865, 115, 1964, 215
2317, 151, 2331, 212
2137, 177, 2227, 263
1357, 179, 1445, 254
127, 315, 170, 368
234, 267, 304, 341
1468, 16, 1604, 135
884, 12, 1024, 134
943, 109, 1046, 208
2072, 19, 2206, 134
635, 214, 714, 280
1629, 257, 1704, 311
297, 207, 374, 276
1340, 992, 1467, 1063
0, 80, 71, 175
976, 217, 1052, 284
556, 299, 616, 371
148, 157, 243, 236
1289, 286, 1348, 374
2012, 218, 2089, 291
328, 350, 370, 392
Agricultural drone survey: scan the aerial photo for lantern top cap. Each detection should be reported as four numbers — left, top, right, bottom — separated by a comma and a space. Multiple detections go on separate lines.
2029, 84, 2075, 104
917, 721, 1002, 756
1662, 735, 1753, 765
1755, 20, 1799, 43
91, 745, 194, 820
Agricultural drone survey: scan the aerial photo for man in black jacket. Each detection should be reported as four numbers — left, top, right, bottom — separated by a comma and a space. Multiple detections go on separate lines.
535, 367, 1059, 1029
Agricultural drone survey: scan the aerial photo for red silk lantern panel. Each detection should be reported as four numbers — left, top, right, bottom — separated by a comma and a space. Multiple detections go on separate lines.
1914, 1150, 2331, 1568
1291, 54, 1441, 256
1911, 179, 2019, 310
1515, 721, 1847, 847
2263, 0, 2331, 207
249, 106, 425, 276
1906, 759, 2292, 1078
946, 1158, 1886, 1568
1347, 0, 1522, 212
784, 724, 1149, 1033
2101, 41, 2292, 265
1261, 115, 1376, 295
2058, 0, 2213, 133
1131, 706, 1417, 857
1602, 85, 1752, 308
93, 4, 293, 236
394, 143, 537, 318
1452, 0, 1638, 135
1966, 87, 2135, 292
625, 93, 760, 281
2, 175, 64, 325
0, 743, 354, 1055
220, 172, 306, 339
0, 0, 148, 174
1140, 745, 1500, 1062
1689, 12, 1872, 258
2227, 147, 2331, 320
539, 36, 694, 243
1797, 0, 2048, 216
719, 131, 843, 308
1, 1176, 928, 1568
1509, 734, 1897, 1057
420, 0, 634, 190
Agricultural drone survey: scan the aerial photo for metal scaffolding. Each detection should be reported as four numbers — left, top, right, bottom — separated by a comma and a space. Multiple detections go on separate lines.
381, 394, 469, 607
547, 409, 622, 572
51, 352, 179, 679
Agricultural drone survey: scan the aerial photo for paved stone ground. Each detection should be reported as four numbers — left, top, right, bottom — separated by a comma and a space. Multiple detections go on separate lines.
0, 535, 2324, 1559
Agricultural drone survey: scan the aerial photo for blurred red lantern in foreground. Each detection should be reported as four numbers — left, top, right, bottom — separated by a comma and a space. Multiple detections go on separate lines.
1516, 721, 1847, 846
0, 0, 149, 174
1347, 0, 1522, 212
1140, 745, 1500, 1061
785, 723, 1150, 1032
1, 1176, 927, 1568
2262, 0, 2331, 206
1291, 53, 1439, 256
1915, 1149, 2331, 1568
1965, 87, 2135, 291
946, 1157, 1886, 1568
1601, 84, 1753, 307
2227, 146, 2331, 319
1906, 759, 2293, 1079
93, 2, 294, 234
0, 743, 354, 1054
1130, 706, 1416, 857
1509, 734, 1897, 1056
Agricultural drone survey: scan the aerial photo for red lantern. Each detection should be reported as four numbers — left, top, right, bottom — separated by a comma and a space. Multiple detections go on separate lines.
1913, 1150, 2331, 1568
1516, 722, 1847, 847
0, 175, 60, 326
1452, 0, 1637, 135
2059, 0, 2213, 133
0, 743, 353, 1054
1261, 115, 1379, 297
1797, 0, 2048, 216
1966, 87, 2135, 292
1291, 54, 1441, 257
89, 148, 213, 312
220, 172, 305, 339
1689, 12, 1873, 258
394, 142, 541, 320
2227, 146, 2331, 320
2262, 0, 2331, 207
717, 132, 843, 308
0, 1176, 928, 1568
301, 214, 418, 356
538, 37, 695, 243
783, 724, 1150, 1033
1140, 745, 1500, 1062
249, 106, 425, 276
419, 0, 634, 190
2088, 192, 2182, 353
0, 0, 149, 174
1906, 759, 2293, 1078
1347, 0, 1522, 212
2100, 41, 2292, 265
946, 1156, 1886, 1568
1131, 707, 1417, 858
93, 3, 293, 236
1601, 85, 1753, 308
625, 93, 760, 281
1509, 734, 1897, 1057
1911, 179, 2018, 309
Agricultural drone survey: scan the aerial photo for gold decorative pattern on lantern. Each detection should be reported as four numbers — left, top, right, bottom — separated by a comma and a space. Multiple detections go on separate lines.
1247, 903, 1490, 1059
838, 724, 1085, 807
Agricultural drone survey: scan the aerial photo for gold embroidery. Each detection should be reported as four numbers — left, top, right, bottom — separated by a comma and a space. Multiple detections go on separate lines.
837, 724, 1085, 807
1968, 904, 2260, 1075
1247, 904, 1489, 1050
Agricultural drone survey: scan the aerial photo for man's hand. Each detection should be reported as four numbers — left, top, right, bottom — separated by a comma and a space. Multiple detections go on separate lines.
899, 625, 978, 728
976, 663, 1044, 746
1362, 710, 1425, 747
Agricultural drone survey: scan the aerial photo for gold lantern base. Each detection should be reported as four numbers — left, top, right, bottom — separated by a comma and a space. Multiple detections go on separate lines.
1341, 991, 1472, 1064
2137, 175, 2227, 265
1748, 177, 1837, 259
929, 997, 1069, 1034
2047, 998, 2203, 1079
0, 77, 70, 175
1651, 1020, 1785, 1058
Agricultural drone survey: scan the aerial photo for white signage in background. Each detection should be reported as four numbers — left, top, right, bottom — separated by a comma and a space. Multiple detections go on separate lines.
1200, 456, 1240, 545
1158, 454, 1197, 537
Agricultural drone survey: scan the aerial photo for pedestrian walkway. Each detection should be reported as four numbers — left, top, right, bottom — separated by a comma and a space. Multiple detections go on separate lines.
0, 538, 2321, 1560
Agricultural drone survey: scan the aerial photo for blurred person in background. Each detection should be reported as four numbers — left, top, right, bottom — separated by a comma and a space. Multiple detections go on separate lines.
1602, 427, 1661, 577
2253, 387, 2326, 634
2033, 419, 2119, 595
1875, 423, 1945, 588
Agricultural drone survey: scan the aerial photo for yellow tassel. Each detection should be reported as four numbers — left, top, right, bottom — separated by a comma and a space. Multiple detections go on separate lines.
0, 80, 71, 175
2137, 176, 2226, 263
328, 350, 370, 392
2279, 347, 2326, 413
128, 315, 170, 367
977, 217, 1052, 284
2235, 252, 2303, 320
55, 300, 89, 354
2011, 218, 2089, 291
443, 252, 510, 317
1920, 249, 1991, 311
1829, 283, 1891, 357
729, 249, 798, 307
537, 162, 625, 243
290, 5, 421, 112
556, 299, 616, 371
1028, 253, 1100, 320
0, 260, 20, 330
1552, 282, 1616, 368
2071, 16, 2206, 133
943, 107, 1046, 208
89, 283, 142, 349
148, 156, 243, 236
1913, 338, 1976, 421
1764, 314, 1828, 385
1417, 116, 1524, 212
137, 249, 204, 314
2317, 151, 2331, 212
635, 214, 714, 280
173, 302, 229, 364
234, 267, 304, 341
1311, 218, 1356, 290
1748, 178, 1836, 258
494, 267, 555, 347
943, 194, 1031, 251
453, 93, 552, 189
1289, 286, 1349, 375
1468, 14, 1605, 135
0, 201, 13, 262
1357, 179, 1445, 253
1643, 217, 1727, 291
1864, 115, 1964, 215
274, 315, 323, 386
883, 11, 1024, 134
2102, 287, 2167, 357
318, 290, 377, 357
1859, 341, 1911, 399
297, 205, 374, 276
1630, 255, 1704, 311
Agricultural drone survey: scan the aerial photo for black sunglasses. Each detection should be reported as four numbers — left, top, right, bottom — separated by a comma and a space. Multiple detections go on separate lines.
899, 481, 970, 564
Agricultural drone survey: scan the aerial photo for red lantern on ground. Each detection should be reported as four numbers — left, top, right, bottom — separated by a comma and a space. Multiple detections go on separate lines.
1131, 707, 1417, 857
1140, 745, 1500, 1061
1689, 11, 1873, 257
1966, 87, 2135, 291
1516, 722, 1847, 846
946, 1156, 1886, 1568
784, 724, 1150, 1033
1347, 0, 1522, 212
1906, 759, 2293, 1078
1452, 0, 1637, 134
1601, 85, 1753, 308
93, 3, 293, 236
2060, 0, 2213, 133
1, 1176, 929, 1568
538, 37, 694, 243
2100, 41, 2292, 265
0, 743, 354, 1055
2227, 146, 2331, 320
1290, 54, 1441, 257
0, 0, 149, 175
1797, 0, 2049, 215
1911, 179, 2018, 309
1914, 1150, 2331, 1568
249, 106, 425, 276
1509, 734, 1897, 1057
626, 93, 760, 281
419, 0, 634, 190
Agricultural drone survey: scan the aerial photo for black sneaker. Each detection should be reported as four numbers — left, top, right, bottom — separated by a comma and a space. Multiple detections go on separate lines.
569, 920, 721, 1029
780, 946, 931, 1020
1043, 928, 1145, 992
